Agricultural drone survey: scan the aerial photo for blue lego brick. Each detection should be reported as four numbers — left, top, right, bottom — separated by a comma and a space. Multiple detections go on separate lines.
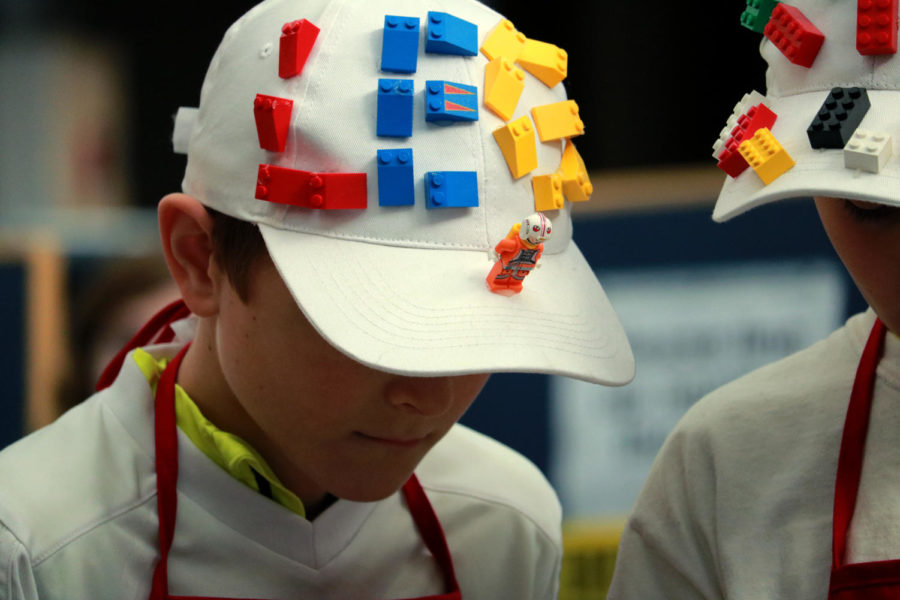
376, 148, 415, 206
377, 79, 414, 138
381, 15, 419, 73
425, 80, 478, 123
807, 87, 871, 149
425, 11, 478, 56
425, 171, 478, 208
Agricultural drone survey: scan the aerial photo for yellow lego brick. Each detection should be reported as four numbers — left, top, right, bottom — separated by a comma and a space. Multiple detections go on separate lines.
484, 56, 526, 121
517, 38, 568, 88
557, 141, 592, 202
531, 100, 585, 142
738, 127, 795, 185
493, 115, 538, 179
481, 18, 527, 62
532, 173, 565, 211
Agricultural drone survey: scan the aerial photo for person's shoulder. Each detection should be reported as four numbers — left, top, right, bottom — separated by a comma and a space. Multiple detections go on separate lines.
415, 424, 561, 541
676, 313, 868, 444
0, 522, 36, 598
0, 384, 155, 564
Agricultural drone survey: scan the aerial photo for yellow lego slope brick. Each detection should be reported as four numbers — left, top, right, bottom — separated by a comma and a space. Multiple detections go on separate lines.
517, 38, 568, 88
557, 141, 592, 202
481, 19, 527, 62
493, 115, 538, 179
484, 56, 526, 121
531, 100, 584, 142
532, 173, 564, 211
738, 127, 795, 185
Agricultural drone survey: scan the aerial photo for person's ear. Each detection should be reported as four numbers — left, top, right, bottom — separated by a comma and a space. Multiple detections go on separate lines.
158, 193, 220, 317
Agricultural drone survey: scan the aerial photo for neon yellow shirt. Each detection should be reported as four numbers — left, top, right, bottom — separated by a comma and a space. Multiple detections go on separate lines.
132, 348, 305, 518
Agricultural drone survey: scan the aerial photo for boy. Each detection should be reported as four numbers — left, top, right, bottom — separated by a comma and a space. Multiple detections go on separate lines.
609, 0, 900, 598
0, 0, 634, 598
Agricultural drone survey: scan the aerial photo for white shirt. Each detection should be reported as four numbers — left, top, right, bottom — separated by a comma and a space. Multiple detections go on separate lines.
609, 310, 900, 599
0, 342, 562, 599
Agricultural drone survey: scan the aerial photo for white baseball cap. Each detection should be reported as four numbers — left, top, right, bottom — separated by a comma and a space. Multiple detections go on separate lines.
172, 0, 634, 386
714, 0, 900, 222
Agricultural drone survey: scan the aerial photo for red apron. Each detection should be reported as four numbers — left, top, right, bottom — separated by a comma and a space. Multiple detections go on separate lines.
98, 300, 462, 600
828, 318, 898, 599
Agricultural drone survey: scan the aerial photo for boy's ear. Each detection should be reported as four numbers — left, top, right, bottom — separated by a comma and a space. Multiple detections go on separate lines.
158, 193, 220, 317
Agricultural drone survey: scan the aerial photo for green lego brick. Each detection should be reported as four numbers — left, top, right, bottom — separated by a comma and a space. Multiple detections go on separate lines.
740, 0, 778, 33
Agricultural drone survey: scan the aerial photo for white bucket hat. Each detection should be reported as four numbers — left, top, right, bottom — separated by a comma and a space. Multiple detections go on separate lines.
171, 0, 634, 386
714, 0, 900, 222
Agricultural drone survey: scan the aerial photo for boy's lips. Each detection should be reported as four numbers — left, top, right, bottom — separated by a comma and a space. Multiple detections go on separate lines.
355, 432, 428, 448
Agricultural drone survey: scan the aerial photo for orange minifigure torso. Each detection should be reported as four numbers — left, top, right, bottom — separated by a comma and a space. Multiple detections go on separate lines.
486, 213, 552, 295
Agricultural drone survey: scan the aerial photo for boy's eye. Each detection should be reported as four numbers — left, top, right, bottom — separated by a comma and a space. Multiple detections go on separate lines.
848, 200, 881, 211
843, 199, 900, 224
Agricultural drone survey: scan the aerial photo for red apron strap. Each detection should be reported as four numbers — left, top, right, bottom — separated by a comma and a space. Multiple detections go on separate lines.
96, 299, 190, 391
401, 475, 462, 599
832, 318, 887, 570
143, 329, 461, 599
148, 343, 191, 600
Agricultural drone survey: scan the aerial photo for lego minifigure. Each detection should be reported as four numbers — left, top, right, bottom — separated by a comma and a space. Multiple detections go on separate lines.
486, 212, 552, 295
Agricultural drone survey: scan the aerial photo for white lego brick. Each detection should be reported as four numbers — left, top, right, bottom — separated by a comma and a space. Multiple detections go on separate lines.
735, 90, 768, 114
712, 138, 724, 157
712, 113, 741, 158
843, 129, 892, 174
712, 90, 768, 158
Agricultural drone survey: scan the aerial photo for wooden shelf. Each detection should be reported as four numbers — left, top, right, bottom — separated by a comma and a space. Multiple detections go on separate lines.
572, 163, 723, 217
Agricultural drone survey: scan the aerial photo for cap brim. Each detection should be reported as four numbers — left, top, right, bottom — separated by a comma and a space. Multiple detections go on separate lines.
260, 224, 635, 386
714, 90, 900, 222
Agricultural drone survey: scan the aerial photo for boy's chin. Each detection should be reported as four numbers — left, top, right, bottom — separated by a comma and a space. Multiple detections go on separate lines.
327, 469, 418, 503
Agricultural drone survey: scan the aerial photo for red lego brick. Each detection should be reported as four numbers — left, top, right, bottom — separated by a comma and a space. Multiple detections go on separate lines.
253, 94, 293, 152
279, 19, 320, 79
255, 164, 367, 209
857, 0, 898, 55
736, 104, 777, 140
764, 4, 825, 67
715, 103, 777, 177
717, 139, 751, 177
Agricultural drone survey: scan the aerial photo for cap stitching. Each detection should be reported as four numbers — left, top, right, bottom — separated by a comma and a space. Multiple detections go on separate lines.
311, 256, 615, 354
260, 216, 488, 250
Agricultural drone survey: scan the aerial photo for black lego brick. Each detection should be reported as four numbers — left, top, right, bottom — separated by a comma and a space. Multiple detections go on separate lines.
807, 87, 871, 149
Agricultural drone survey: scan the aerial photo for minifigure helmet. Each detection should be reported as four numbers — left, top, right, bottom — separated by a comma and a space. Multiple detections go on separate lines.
520, 213, 552, 244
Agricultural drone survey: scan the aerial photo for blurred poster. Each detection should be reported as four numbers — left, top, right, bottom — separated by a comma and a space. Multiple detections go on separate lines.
550, 260, 846, 518
0, 36, 129, 215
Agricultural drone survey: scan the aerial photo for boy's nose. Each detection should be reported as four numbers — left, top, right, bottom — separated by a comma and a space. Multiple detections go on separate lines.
385, 377, 455, 416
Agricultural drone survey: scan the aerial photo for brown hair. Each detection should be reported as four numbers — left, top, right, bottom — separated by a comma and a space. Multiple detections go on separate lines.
207, 208, 268, 301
